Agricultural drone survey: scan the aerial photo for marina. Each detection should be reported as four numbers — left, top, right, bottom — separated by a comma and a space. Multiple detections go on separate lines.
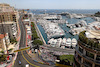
38, 20, 65, 39
36, 13, 95, 45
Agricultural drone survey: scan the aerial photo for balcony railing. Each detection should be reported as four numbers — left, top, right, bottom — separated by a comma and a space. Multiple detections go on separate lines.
83, 63, 92, 67
76, 40, 100, 65
78, 40, 100, 51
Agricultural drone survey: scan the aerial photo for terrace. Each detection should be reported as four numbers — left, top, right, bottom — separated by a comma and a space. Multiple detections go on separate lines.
79, 31, 100, 51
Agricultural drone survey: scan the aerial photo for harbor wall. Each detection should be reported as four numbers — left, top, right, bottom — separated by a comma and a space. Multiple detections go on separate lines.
34, 21, 47, 45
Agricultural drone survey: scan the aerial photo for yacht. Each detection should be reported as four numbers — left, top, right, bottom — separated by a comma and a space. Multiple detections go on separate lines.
39, 20, 65, 39
56, 38, 62, 48
48, 38, 57, 47
66, 38, 71, 47
71, 38, 77, 48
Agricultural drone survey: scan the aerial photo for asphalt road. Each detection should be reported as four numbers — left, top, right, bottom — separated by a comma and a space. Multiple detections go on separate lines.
14, 15, 54, 67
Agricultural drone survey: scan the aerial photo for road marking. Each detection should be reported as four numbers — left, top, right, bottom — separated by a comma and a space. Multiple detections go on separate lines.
21, 51, 40, 67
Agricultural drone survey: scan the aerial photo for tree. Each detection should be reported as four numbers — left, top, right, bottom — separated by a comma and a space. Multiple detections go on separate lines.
0, 50, 4, 54
32, 33, 39, 40
10, 38, 17, 44
0, 55, 6, 62
33, 40, 43, 45
59, 55, 74, 65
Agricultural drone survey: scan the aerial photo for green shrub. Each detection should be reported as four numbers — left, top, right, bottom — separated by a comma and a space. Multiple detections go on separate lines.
79, 31, 100, 49
33, 40, 43, 45
0, 55, 7, 62
59, 55, 74, 65
10, 38, 17, 44
8, 48, 13, 52
0, 50, 4, 54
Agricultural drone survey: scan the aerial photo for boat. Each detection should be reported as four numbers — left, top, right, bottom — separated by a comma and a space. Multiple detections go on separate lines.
66, 38, 71, 47
71, 38, 77, 48
48, 38, 57, 47
56, 38, 62, 48
61, 38, 67, 46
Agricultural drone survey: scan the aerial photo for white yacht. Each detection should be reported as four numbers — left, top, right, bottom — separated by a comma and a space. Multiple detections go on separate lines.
55, 38, 62, 48
71, 38, 77, 48
61, 38, 67, 46
66, 38, 71, 47
48, 38, 57, 47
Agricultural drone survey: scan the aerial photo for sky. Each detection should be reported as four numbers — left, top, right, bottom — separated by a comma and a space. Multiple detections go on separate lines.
0, 0, 100, 9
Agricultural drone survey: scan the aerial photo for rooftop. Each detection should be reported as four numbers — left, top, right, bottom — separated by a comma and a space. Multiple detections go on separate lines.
86, 30, 100, 39
0, 3, 15, 12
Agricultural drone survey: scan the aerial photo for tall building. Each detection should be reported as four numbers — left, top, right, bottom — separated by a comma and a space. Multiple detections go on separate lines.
74, 30, 100, 67
0, 3, 19, 39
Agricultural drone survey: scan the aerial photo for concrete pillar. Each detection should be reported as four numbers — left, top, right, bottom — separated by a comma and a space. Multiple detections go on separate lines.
92, 63, 95, 67
94, 53, 97, 60
81, 58, 83, 63
83, 49, 86, 55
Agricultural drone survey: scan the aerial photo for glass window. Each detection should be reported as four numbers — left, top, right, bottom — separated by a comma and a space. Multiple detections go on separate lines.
79, 46, 83, 53
84, 60, 92, 67
96, 55, 100, 61
78, 55, 81, 63
95, 64, 100, 67
86, 51, 94, 59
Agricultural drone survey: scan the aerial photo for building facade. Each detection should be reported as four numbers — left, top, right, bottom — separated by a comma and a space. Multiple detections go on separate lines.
74, 30, 100, 67
0, 3, 19, 39
0, 33, 10, 54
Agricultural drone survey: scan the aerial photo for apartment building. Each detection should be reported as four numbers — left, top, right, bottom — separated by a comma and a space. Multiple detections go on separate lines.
0, 3, 19, 39
0, 33, 10, 54
74, 30, 100, 67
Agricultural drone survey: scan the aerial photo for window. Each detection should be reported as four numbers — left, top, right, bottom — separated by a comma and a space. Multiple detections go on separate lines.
78, 55, 81, 63
95, 64, 100, 67
96, 55, 100, 61
79, 46, 83, 53
86, 51, 94, 59
74, 58, 80, 67
84, 60, 92, 67
0, 39, 2, 43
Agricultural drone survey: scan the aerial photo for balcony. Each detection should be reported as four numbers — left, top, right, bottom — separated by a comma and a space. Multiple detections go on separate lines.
74, 55, 81, 64
79, 31, 100, 51
83, 63, 92, 67
78, 40, 100, 51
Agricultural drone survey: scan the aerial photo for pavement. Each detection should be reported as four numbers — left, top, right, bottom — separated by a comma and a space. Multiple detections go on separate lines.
14, 15, 54, 67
